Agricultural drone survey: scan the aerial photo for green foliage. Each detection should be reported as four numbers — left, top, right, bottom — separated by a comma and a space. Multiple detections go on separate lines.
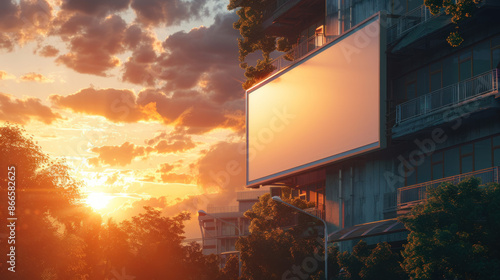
228, 0, 292, 89
424, 0, 481, 47
400, 178, 500, 280
337, 241, 407, 280
238, 192, 325, 279
220, 254, 240, 280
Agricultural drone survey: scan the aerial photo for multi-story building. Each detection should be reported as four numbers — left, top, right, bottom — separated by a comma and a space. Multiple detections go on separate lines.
198, 190, 268, 266
246, 0, 500, 251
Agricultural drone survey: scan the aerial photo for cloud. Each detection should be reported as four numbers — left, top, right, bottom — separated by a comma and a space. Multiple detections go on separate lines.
157, 163, 194, 184
130, 0, 209, 27
0, 0, 54, 51
88, 142, 146, 166
20, 72, 53, 83
0, 92, 62, 124
49, 87, 156, 123
55, 14, 127, 76
0, 70, 15, 80
60, 0, 130, 16
145, 130, 196, 153
38, 45, 59, 57
194, 141, 245, 191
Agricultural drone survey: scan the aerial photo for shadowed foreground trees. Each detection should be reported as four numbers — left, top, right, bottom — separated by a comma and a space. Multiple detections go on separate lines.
0, 124, 220, 279
400, 178, 500, 280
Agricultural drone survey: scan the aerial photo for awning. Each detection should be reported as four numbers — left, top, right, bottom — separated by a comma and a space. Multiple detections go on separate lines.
328, 218, 407, 242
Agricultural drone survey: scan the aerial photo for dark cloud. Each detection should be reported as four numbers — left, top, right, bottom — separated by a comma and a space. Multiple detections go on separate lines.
61, 0, 130, 16
121, 24, 158, 86
55, 14, 127, 76
0, 0, 53, 51
130, 0, 209, 27
0, 92, 62, 124
37, 45, 59, 57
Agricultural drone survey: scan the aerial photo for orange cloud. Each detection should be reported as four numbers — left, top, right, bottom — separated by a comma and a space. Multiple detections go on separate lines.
55, 14, 127, 76
38, 45, 60, 57
0, 0, 54, 51
194, 141, 245, 191
0, 92, 62, 124
157, 163, 193, 184
88, 142, 146, 166
0, 70, 15, 80
20, 72, 53, 83
130, 0, 208, 27
49, 87, 156, 123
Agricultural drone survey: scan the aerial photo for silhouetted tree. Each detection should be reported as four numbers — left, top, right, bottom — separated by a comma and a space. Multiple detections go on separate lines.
400, 178, 500, 279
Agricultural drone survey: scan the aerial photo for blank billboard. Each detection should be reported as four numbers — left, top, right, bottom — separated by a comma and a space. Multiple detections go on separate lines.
246, 15, 386, 186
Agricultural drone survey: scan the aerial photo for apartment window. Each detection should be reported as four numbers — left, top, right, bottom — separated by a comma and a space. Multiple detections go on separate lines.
492, 35, 500, 68
473, 40, 491, 75
221, 220, 237, 236
459, 49, 473, 81
431, 152, 444, 180
460, 143, 474, 173
405, 75, 417, 101
493, 135, 500, 167
429, 62, 442, 92
474, 139, 492, 170
221, 239, 236, 252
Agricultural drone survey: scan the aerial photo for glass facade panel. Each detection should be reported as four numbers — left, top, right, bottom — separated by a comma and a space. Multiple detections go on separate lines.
459, 59, 472, 81
430, 71, 442, 92
444, 148, 460, 177
473, 41, 491, 75
417, 68, 428, 96
418, 157, 431, 183
461, 155, 474, 173
494, 149, 500, 167
442, 56, 459, 86
474, 139, 492, 170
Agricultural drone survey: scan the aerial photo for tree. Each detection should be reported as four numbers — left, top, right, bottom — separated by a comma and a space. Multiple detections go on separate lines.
219, 254, 240, 280
424, 0, 482, 47
227, 0, 293, 89
400, 178, 500, 279
237, 192, 326, 279
0, 123, 84, 278
337, 241, 406, 280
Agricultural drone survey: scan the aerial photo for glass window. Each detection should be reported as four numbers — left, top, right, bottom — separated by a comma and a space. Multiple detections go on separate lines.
473, 41, 491, 75
492, 48, 500, 69
221, 221, 237, 236
430, 71, 442, 92
442, 55, 459, 86
417, 156, 431, 183
432, 152, 444, 180
444, 147, 460, 177
459, 59, 472, 81
474, 139, 492, 170
417, 68, 429, 96
494, 148, 500, 167
406, 82, 417, 100
461, 155, 474, 173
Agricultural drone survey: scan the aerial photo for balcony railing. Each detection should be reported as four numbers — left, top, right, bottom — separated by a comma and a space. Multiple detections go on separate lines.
304, 204, 325, 220
397, 166, 500, 209
270, 34, 338, 76
237, 190, 269, 201
207, 205, 240, 214
387, 4, 436, 44
396, 69, 499, 124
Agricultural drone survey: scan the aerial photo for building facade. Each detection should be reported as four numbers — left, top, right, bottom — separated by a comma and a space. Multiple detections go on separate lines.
198, 190, 268, 266
246, 0, 500, 251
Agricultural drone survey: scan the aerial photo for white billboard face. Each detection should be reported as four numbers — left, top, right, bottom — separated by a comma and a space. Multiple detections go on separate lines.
246, 15, 386, 186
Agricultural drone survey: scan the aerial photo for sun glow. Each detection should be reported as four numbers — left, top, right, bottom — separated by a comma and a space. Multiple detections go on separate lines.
85, 192, 112, 210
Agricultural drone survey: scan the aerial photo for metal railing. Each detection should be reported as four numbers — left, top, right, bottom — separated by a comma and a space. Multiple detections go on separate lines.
304, 205, 325, 220
397, 166, 500, 209
387, 4, 438, 44
207, 205, 240, 214
236, 190, 269, 201
270, 33, 338, 76
396, 69, 498, 124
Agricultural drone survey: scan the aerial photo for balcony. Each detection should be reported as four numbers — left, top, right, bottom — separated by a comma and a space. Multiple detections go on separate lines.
387, 4, 437, 44
394, 69, 499, 132
236, 190, 269, 201
397, 166, 500, 210
262, 0, 324, 36
206, 205, 240, 214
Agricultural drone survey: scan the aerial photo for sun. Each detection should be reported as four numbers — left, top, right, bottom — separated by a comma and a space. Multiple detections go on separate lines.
85, 192, 112, 210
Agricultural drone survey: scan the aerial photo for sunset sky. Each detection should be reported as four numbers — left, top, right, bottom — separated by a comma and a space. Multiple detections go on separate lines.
0, 0, 249, 239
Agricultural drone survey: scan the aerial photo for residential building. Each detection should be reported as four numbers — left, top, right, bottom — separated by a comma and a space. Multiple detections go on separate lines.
198, 189, 268, 267
246, 0, 500, 251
